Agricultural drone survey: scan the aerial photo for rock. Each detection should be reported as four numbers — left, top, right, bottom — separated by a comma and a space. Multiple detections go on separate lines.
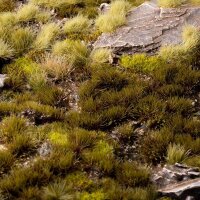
0, 74, 7, 88
152, 163, 200, 188
37, 141, 52, 157
94, 2, 200, 55
134, 124, 148, 136
159, 178, 200, 199
152, 163, 200, 199
0, 144, 7, 151
99, 3, 110, 14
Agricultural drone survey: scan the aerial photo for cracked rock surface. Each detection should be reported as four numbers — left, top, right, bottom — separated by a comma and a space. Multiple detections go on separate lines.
94, 2, 200, 55
152, 163, 200, 200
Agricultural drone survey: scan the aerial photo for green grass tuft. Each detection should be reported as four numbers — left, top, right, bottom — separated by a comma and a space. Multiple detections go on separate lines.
166, 143, 190, 164
63, 15, 91, 34
96, 0, 131, 33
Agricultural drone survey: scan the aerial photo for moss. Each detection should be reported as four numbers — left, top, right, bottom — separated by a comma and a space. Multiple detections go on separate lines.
79, 191, 105, 200
49, 131, 68, 147
120, 53, 164, 74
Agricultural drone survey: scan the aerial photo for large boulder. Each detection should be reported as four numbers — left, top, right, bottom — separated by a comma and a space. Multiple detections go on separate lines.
94, 2, 200, 55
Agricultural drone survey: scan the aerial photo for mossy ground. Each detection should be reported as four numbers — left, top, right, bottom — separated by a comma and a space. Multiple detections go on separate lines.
0, 0, 200, 200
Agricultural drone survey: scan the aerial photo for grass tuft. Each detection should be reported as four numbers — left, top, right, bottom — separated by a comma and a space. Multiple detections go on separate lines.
0, 39, 14, 59
63, 15, 91, 34
16, 3, 40, 22
0, 0, 15, 12
96, 0, 131, 33
33, 23, 60, 51
166, 143, 190, 164
158, 0, 187, 7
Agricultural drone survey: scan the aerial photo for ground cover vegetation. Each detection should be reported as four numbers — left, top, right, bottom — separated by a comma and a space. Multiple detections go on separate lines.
0, 0, 200, 199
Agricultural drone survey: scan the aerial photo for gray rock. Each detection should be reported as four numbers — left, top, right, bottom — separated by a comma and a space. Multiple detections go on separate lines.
152, 163, 200, 199
152, 163, 200, 188
159, 178, 200, 199
37, 141, 52, 157
94, 2, 200, 55
99, 3, 110, 14
0, 74, 7, 88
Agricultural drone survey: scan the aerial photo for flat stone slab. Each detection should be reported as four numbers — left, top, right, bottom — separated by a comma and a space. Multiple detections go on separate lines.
159, 178, 200, 199
94, 2, 200, 55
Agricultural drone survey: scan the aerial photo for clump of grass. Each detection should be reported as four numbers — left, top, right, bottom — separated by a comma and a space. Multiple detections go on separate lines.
140, 129, 173, 164
158, 0, 187, 7
115, 122, 134, 139
166, 143, 190, 164
9, 134, 35, 156
0, 39, 14, 59
10, 27, 35, 56
0, 12, 16, 27
0, 151, 15, 173
83, 140, 114, 173
40, 54, 73, 80
0, 159, 53, 197
165, 97, 193, 116
184, 156, 200, 168
90, 48, 111, 65
159, 25, 200, 67
49, 150, 74, 173
43, 180, 72, 200
96, 0, 131, 33
33, 23, 60, 51
16, 3, 40, 22
116, 161, 150, 187
0, 115, 28, 142
0, 0, 15, 12
152, 61, 200, 88
65, 171, 94, 191
52, 39, 89, 68
190, 0, 200, 5
63, 15, 91, 34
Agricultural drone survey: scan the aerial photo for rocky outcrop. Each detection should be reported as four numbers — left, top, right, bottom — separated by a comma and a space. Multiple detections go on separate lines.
94, 2, 200, 55
159, 178, 200, 200
152, 163, 200, 200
